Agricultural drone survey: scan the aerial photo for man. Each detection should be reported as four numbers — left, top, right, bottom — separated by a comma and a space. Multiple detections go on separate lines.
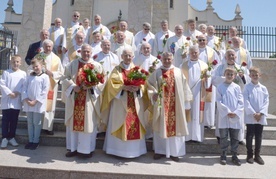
62, 11, 83, 53
180, 45, 211, 143
94, 39, 120, 76
40, 39, 64, 135
134, 22, 155, 56
48, 18, 64, 59
62, 31, 85, 67
198, 24, 207, 36
147, 52, 193, 161
153, 20, 175, 56
25, 29, 49, 65
206, 25, 226, 60
111, 31, 132, 62
82, 18, 91, 37
63, 44, 104, 158
228, 26, 247, 50
183, 19, 202, 43
91, 14, 111, 40
212, 49, 250, 144
134, 42, 161, 71
231, 36, 252, 69
118, 21, 135, 48
164, 25, 192, 67
197, 34, 220, 129
101, 48, 147, 158
90, 31, 103, 56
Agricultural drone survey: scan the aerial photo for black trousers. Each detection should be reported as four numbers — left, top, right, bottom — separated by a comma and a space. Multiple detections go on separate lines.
246, 124, 264, 155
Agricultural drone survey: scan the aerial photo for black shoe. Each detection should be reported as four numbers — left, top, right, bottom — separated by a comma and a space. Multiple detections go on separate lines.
254, 155, 265, 165
170, 156, 180, 162
78, 152, 93, 158
232, 155, 241, 166
246, 156, 254, 164
239, 141, 245, 145
217, 137, 220, 144
30, 143, 39, 150
25, 142, 33, 149
220, 155, 227, 165
65, 150, 78, 157
45, 130, 54, 135
153, 154, 164, 160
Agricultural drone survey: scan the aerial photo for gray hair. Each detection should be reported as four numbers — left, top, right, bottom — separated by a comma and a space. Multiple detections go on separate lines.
198, 23, 207, 30
189, 45, 199, 53
143, 22, 151, 29
42, 39, 53, 47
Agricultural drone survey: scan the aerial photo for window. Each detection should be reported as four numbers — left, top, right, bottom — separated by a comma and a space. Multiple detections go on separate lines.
170, 0, 174, 9
71, 0, 74, 6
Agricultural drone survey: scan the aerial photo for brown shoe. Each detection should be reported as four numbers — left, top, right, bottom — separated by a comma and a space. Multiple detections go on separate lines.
170, 156, 180, 162
153, 154, 164, 160
65, 150, 78, 157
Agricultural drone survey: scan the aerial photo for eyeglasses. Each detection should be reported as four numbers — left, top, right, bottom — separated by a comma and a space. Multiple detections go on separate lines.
198, 39, 206, 42
144, 29, 150, 31
74, 15, 79, 18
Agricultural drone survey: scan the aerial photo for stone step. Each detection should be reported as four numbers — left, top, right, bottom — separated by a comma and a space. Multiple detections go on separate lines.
204, 126, 276, 140
1, 147, 276, 179
1, 128, 276, 156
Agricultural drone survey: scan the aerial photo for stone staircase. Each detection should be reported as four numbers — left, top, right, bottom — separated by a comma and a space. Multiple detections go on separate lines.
1, 89, 276, 178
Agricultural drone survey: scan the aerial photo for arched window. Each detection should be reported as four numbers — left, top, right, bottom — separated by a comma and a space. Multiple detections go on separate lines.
170, 0, 174, 9
71, 0, 75, 6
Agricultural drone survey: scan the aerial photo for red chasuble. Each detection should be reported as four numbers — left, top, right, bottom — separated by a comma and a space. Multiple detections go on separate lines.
162, 69, 176, 137
122, 69, 141, 140
73, 62, 86, 132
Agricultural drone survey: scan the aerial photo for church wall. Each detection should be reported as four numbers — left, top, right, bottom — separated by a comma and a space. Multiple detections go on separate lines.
168, 0, 189, 30
51, 0, 74, 27
151, 0, 169, 34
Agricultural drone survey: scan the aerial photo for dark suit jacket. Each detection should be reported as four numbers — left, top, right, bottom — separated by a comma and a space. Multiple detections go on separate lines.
25, 41, 42, 65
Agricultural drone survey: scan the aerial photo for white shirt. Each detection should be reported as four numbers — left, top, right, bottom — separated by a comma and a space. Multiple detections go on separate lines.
134, 30, 155, 55
153, 30, 175, 56
0, 69, 26, 110
111, 42, 132, 62
94, 51, 120, 76
133, 54, 161, 71
92, 24, 111, 40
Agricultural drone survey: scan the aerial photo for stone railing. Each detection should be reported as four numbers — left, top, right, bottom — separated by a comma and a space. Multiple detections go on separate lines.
252, 58, 276, 115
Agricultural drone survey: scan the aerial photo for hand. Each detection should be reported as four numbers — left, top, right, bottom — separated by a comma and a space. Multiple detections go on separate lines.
238, 71, 244, 78
123, 85, 131, 91
254, 113, 262, 122
62, 47, 68, 53
29, 100, 37, 106
58, 46, 62, 54
227, 113, 236, 118
45, 69, 53, 77
152, 93, 158, 102
8, 93, 17, 99
181, 52, 187, 59
130, 86, 139, 92
74, 86, 82, 93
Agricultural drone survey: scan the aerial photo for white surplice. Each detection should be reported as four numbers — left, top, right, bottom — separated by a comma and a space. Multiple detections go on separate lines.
233, 47, 253, 69
62, 22, 82, 50
49, 26, 65, 55
0, 69, 26, 110
111, 42, 132, 62
243, 82, 269, 125
91, 41, 102, 56
92, 24, 111, 40
133, 54, 161, 72
206, 35, 226, 61
134, 30, 155, 55
94, 51, 120, 76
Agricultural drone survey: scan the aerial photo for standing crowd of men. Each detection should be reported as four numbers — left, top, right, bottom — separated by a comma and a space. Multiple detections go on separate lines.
1, 10, 268, 166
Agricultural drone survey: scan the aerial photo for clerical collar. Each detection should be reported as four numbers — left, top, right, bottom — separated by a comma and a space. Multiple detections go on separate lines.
141, 54, 150, 58
227, 63, 235, 66
122, 63, 131, 70
189, 30, 195, 34
54, 26, 61, 30
31, 71, 44, 76
75, 45, 82, 49
79, 58, 91, 64
250, 81, 260, 86
199, 47, 206, 51
234, 48, 240, 51
162, 30, 168, 34
189, 59, 198, 64
207, 35, 214, 39
71, 21, 78, 26
103, 52, 110, 56
161, 65, 173, 70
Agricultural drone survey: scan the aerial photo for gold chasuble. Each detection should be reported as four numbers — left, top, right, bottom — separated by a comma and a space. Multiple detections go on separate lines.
239, 47, 247, 64
101, 63, 146, 141
162, 69, 176, 137
46, 55, 59, 112
73, 62, 86, 131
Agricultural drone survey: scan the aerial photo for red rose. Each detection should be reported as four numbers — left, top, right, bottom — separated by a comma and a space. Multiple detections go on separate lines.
212, 60, 218, 66
222, 32, 226, 36
77, 49, 81, 53
186, 37, 191, 41
36, 48, 41, 53
112, 26, 116, 30
87, 63, 94, 69
79, 23, 82, 26
134, 66, 140, 71
143, 38, 146, 41
145, 71, 149, 76
157, 55, 161, 59
141, 69, 146, 74
228, 40, 232, 44
241, 62, 247, 66
165, 34, 169, 38
162, 74, 168, 79
93, 55, 98, 59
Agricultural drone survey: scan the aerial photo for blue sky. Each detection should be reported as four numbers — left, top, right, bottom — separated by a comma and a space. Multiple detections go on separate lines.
0, 0, 275, 27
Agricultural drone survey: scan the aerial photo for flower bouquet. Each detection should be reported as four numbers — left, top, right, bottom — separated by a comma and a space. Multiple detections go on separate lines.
149, 55, 161, 73
214, 32, 226, 51
200, 59, 218, 79
124, 66, 149, 86
77, 63, 105, 88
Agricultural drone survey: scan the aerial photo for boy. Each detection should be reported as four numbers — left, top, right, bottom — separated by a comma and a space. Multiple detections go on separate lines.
243, 67, 269, 165
0, 55, 26, 149
216, 68, 244, 166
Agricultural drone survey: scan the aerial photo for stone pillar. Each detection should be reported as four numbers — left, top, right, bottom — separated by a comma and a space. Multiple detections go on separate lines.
152, 0, 169, 33
18, 0, 52, 70
128, 0, 153, 34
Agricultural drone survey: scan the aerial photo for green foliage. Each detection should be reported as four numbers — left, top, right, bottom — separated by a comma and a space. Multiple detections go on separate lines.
269, 54, 276, 58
